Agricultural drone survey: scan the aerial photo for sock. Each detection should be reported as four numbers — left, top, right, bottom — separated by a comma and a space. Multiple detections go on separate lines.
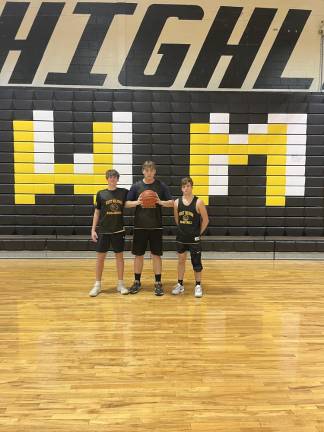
195, 281, 201, 286
95, 280, 101, 286
135, 273, 141, 283
178, 279, 183, 285
155, 274, 161, 283
117, 280, 124, 286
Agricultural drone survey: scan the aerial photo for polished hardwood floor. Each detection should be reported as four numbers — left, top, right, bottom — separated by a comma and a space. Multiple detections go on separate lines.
1, 258, 324, 431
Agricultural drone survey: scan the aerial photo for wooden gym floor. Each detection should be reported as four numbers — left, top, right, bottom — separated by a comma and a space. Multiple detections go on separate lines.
1, 258, 324, 432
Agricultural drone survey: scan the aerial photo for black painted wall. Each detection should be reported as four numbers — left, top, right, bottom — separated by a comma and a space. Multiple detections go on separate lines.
0, 1, 323, 251
0, 88, 323, 252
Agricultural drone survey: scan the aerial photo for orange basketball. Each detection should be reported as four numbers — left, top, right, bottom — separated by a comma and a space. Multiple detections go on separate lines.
140, 190, 158, 208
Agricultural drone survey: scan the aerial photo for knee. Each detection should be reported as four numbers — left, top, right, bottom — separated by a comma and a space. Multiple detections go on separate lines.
151, 253, 161, 259
178, 253, 186, 263
193, 263, 203, 272
190, 251, 203, 272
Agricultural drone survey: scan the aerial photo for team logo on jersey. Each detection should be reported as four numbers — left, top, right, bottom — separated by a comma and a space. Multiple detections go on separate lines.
109, 203, 120, 212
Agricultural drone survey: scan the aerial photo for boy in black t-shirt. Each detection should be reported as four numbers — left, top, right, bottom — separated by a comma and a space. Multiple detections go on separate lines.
125, 161, 174, 296
89, 169, 129, 297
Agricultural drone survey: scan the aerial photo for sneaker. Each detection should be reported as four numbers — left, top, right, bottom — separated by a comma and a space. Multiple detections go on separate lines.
172, 282, 184, 295
117, 283, 129, 295
129, 281, 141, 294
154, 281, 164, 296
194, 284, 203, 298
89, 284, 101, 297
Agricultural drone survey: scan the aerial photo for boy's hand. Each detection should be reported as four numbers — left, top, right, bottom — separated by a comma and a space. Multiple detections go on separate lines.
91, 230, 98, 242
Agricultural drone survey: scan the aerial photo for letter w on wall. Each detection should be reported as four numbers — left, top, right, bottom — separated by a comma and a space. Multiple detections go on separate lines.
190, 113, 307, 206
13, 111, 132, 204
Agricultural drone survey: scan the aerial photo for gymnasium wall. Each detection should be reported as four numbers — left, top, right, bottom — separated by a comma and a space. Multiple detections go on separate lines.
0, 0, 324, 252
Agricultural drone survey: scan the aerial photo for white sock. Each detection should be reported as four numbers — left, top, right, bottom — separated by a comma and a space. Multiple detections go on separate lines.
117, 280, 124, 286
95, 281, 101, 286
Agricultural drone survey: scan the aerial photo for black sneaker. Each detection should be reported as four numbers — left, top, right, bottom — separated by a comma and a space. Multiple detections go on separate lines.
129, 281, 141, 294
154, 282, 164, 296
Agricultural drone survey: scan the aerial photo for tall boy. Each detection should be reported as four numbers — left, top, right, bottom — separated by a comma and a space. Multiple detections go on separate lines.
126, 161, 173, 296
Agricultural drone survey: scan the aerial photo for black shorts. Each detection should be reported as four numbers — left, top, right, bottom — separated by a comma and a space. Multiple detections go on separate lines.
176, 241, 201, 254
96, 232, 125, 253
132, 229, 163, 256
176, 241, 203, 272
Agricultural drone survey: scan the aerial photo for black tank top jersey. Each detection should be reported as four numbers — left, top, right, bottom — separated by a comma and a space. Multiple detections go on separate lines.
176, 196, 201, 243
134, 180, 165, 229
96, 188, 128, 234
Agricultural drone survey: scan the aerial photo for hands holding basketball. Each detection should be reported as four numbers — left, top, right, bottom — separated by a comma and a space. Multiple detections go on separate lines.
139, 190, 159, 208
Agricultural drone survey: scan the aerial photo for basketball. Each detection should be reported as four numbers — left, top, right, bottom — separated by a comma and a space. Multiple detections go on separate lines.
140, 189, 158, 207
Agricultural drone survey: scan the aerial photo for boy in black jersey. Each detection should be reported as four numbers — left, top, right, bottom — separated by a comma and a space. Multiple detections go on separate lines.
172, 177, 209, 297
89, 169, 129, 297
125, 161, 174, 296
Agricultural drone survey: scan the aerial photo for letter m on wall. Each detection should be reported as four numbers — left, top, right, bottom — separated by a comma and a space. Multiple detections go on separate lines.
190, 113, 307, 206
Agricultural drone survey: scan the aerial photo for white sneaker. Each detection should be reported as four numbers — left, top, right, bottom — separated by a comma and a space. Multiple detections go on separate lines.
194, 284, 203, 298
89, 284, 101, 297
172, 282, 184, 295
117, 283, 129, 295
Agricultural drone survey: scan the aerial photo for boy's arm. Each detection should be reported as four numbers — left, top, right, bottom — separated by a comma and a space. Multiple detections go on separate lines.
124, 199, 141, 208
91, 209, 100, 242
173, 199, 179, 225
125, 185, 142, 208
197, 199, 209, 235
157, 182, 174, 207
158, 198, 174, 208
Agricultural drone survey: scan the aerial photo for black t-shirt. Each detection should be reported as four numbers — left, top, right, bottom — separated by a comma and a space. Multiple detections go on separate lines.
95, 188, 128, 234
126, 179, 172, 229
176, 196, 201, 243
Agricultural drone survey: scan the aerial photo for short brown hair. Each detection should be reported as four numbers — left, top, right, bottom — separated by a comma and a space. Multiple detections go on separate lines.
142, 160, 156, 171
181, 177, 193, 187
105, 169, 120, 180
